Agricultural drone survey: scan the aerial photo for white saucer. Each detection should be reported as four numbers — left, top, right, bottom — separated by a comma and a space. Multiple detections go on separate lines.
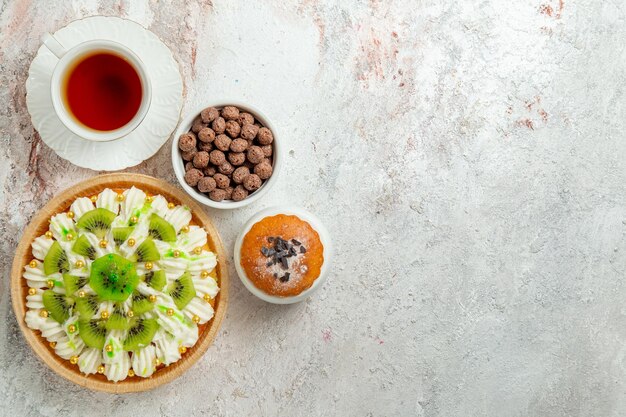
26, 16, 183, 171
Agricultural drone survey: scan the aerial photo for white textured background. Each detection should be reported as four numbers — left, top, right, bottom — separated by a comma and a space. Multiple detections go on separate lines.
1, 0, 626, 416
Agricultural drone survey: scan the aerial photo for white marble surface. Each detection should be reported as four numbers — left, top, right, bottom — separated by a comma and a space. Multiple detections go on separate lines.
1, 0, 626, 416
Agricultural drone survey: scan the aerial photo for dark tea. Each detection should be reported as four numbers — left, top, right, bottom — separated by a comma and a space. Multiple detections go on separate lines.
63, 51, 142, 131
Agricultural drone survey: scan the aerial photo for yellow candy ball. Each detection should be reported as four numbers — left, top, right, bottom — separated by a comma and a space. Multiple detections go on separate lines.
192, 315, 200, 324
99, 239, 108, 248
145, 262, 153, 270
66, 233, 74, 241
49, 341, 56, 348
28, 288, 37, 296
203, 294, 211, 303
45, 231, 53, 239
200, 270, 210, 279
127, 238, 136, 247
46, 280, 54, 288
75, 260, 85, 268
179, 346, 187, 354
97, 365, 105, 374
149, 295, 157, 303
67, 211, 75, 219
127, 310, 134, 318
69, 355, 78, 365
116, 194, 125, 202
130, 216, 139, 224
167, 202, 175, 209
91, 196, 98, 203
101, 311, 109, 319
166, 308, 174, 316
173, 250, 181, 258
128, 369, 135, 377
29, 260, 38, 268
181, 225, 190, 233
105, 344, 113, 353
77, 290, 86, 298
40, 310, 49, 318
68, 324, 76, 333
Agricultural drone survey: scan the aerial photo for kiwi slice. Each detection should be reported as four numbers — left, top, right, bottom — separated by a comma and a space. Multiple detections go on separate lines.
75, 294, 100, 318
123, 318, 159, 351
78, 319, 107, 349
167, 272, 196, 310
43, 241, 70, 275
148, 214, 177, 242
112, 227, 134, 247
72, 235, 96, 260
105, 303, 130, 330
143, 270, 166, 291
131, 292, 154, 315
63, 273, 89, 294
90, 254, 139, 301
134, 238, 160, 262
76, 208, 116, 239
42, 290, 73, 323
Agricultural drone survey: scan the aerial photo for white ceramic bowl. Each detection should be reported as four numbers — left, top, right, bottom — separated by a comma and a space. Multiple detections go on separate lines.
233, 206, 332, 304
171, 101, 281, 209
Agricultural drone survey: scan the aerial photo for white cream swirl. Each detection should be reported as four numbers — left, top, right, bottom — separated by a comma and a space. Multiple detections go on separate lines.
131, 345, 157, 377
31, 236, 53, 260
104, 351, 131, 382
153, 328, 181, 366
70, 197, 95, 221
183, 297, 214, 325
78, 347, 102, 375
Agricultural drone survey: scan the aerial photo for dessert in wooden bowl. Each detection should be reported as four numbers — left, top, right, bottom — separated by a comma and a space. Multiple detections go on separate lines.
10, 174, 228, 393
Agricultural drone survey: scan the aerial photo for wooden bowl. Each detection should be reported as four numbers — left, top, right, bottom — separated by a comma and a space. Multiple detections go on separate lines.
10, 174, 229, 393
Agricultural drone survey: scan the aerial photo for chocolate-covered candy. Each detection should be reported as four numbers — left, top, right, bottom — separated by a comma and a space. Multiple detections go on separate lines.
209, 188, 227, 202
221, 106, 240, 121
214, 134, 232, 152
241, 123, 259, 140
219, 161, 234, 175
238, 112, 254, 126
213, 173, 230, 189
203, 166, 217, 176
212, 117, 226, 134
231, 185, 249, 201
209, 150, 226, 165
201, 107, 219, 124
243, 174, 262, 191
254, 161, 273, 180
257, 127, 273, 145
228, 152, 246, 166
230, 138, 248, 153
261, 144, 272, 157
247, 146, 264, 164
198, 127, 215, 143
225, 120, 241, 138
197, 176, 217, 193
181, 149, 197, 161
193, 151, 209, 169
232, 166, 250, 184
178, 133, 196, 152
198, 141, 213, 152
184, 168, 204, 187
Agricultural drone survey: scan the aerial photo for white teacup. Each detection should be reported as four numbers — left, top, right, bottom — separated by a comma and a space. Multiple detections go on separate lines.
42, 33, 152, 142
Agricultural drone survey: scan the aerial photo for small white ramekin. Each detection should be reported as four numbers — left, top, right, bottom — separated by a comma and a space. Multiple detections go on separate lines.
233, 206, 332, 304
171, 101, 281, 209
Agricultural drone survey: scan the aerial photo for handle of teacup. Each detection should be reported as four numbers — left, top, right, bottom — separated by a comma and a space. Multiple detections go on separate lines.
41, 33, 67, 59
